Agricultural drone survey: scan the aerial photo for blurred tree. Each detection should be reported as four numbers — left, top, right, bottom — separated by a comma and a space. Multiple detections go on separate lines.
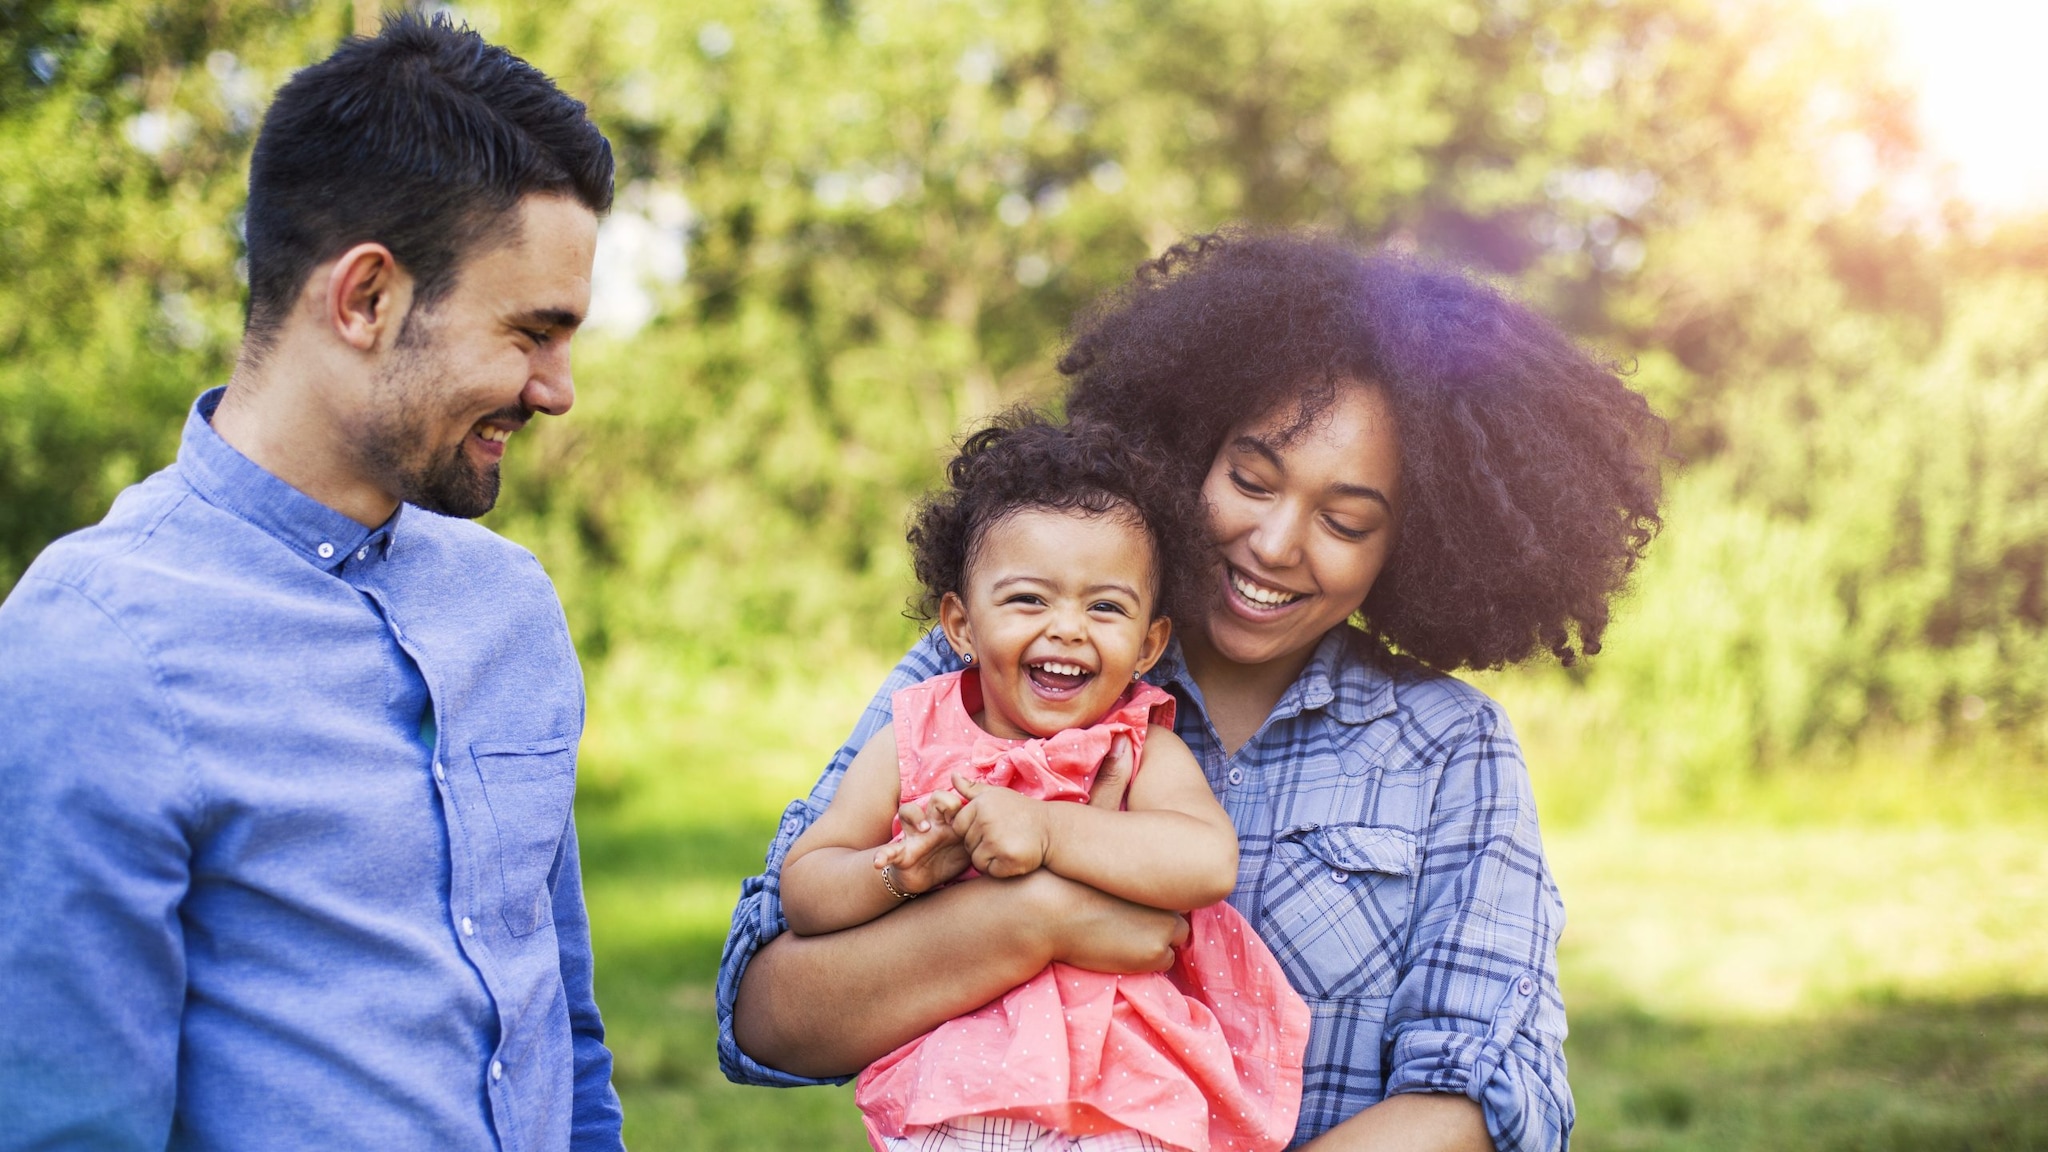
0, 0, 337, 586
2, 0, 2042, 771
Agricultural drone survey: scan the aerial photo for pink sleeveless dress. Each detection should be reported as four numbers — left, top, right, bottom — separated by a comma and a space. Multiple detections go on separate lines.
855, 670, 1310, 1152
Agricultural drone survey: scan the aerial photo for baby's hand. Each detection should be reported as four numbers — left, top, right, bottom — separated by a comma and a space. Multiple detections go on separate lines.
949, 773, 1053, 879
875, 796, 969, 894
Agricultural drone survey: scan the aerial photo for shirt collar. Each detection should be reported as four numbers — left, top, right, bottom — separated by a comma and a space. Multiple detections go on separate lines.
1147, 626, 1397, 727
177, 386, 399, 572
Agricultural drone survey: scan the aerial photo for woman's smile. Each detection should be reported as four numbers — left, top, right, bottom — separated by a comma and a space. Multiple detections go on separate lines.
1223, 564, 1309, 615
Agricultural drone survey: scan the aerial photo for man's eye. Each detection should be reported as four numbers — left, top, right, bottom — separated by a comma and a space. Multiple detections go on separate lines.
522, 328, 552, 345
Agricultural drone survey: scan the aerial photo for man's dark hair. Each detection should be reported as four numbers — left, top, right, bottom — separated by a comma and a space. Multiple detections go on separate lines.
242, 13, 614, 356
1062, 228, 1669, 671
907, 410, 1212, 627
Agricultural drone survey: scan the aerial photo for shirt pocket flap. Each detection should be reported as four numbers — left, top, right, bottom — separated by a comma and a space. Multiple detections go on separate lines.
1287, 823, 1418, 876
470, 735, 579, 937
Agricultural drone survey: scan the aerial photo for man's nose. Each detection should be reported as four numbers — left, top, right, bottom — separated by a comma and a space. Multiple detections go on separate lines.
522, 348, 575, 416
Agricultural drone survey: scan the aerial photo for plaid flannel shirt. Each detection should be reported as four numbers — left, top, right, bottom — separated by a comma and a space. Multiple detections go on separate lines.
716, 627, 1572, 1152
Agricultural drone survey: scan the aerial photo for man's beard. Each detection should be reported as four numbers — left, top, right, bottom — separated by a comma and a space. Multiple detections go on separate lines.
359, 319, 520, 521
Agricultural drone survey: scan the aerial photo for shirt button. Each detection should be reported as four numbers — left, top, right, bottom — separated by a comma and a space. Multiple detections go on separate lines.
356, 547, 368, 561
1517, 975, 1536, 997
461, 916, 475, 937
316, 542, 335, 559
1330, 869, 1351, 884
1226, 767, 1244, 786
490, 1060, 504, 1082
433, 761, 446, 783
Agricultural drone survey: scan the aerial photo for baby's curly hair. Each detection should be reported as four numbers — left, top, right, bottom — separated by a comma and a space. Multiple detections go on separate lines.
1061, 228, 1668, 670
908, 409, 1212, 626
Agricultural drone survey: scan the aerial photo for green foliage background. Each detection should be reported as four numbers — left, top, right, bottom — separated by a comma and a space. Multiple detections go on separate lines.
5, 0, 2047, 1146
8, 0, 2045, 799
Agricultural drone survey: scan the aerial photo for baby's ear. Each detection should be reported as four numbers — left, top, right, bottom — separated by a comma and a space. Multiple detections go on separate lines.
1136, 613, 1172, 674
937, 590, 974, 662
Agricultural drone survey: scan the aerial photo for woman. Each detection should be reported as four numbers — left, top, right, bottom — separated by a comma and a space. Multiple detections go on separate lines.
716, 230, 1666, 1152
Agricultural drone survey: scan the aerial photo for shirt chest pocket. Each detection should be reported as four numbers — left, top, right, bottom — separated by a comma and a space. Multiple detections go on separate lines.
470, 737, 579, 937
1259, 823, 1418, 1001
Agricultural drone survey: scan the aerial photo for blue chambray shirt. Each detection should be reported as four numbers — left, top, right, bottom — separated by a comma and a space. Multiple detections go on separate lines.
717, 628, 1572, 1152
0, 389, 623, 1151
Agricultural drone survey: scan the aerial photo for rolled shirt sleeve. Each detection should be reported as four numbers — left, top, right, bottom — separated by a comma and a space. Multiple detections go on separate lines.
1382, 703, 1573, 1152
715, 629, 960, 1087
0, 578, 197, 1148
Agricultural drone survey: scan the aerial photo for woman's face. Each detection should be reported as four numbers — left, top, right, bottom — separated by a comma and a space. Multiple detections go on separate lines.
1196, 383, 1402, 669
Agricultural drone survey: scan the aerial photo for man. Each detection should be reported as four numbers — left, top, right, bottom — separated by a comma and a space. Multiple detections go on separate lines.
0, 16, 622, 1149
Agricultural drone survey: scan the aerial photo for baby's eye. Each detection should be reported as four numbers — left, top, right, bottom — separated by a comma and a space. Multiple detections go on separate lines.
1089, 601, 1131, 616
1003, 593, 1046, 606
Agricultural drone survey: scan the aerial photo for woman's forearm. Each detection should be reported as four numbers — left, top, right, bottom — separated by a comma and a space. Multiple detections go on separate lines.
1299, 1093, 1493, 1152
731, 870, 1186, 1077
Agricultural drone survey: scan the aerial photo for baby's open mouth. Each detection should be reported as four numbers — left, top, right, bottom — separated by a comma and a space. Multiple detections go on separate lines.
1026, 660, 1094, 693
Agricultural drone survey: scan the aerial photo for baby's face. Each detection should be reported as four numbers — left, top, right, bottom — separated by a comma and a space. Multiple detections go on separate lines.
942, 507, 1171, 741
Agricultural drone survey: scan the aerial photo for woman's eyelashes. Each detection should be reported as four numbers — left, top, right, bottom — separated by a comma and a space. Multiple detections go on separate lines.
1232, 465, 1375, 542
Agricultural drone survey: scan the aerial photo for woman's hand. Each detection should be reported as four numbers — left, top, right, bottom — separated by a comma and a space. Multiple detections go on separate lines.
949, 774, 1053, 878
1085, 734, 1135, 810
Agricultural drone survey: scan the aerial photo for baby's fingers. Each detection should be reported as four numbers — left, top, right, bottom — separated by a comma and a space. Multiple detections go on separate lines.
896, 799, 933, 834
926, 789, 964, 825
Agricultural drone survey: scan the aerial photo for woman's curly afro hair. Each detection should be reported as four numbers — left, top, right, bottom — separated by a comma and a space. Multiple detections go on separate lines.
907, 409, 1212, 627
1061, 228, 1668, 671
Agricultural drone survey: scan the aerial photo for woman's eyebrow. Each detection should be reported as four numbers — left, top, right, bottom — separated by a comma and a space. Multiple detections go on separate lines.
1332, 482, 1392, 511
1233, 435, 1286, 470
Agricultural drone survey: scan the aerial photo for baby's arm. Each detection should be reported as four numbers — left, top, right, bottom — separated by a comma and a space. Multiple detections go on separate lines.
949, 729, 1238, 912
780, 728, 967, 936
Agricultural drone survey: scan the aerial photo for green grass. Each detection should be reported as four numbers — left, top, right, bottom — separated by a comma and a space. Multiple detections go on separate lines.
576, 659, 2048, 1150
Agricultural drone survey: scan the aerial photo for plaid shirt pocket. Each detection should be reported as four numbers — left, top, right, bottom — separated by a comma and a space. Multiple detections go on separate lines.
1261, 823, 1419, 1000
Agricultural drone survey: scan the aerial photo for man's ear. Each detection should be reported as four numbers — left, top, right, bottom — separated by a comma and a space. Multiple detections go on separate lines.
322, 242, 413, 353
938, 591, 974, 664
